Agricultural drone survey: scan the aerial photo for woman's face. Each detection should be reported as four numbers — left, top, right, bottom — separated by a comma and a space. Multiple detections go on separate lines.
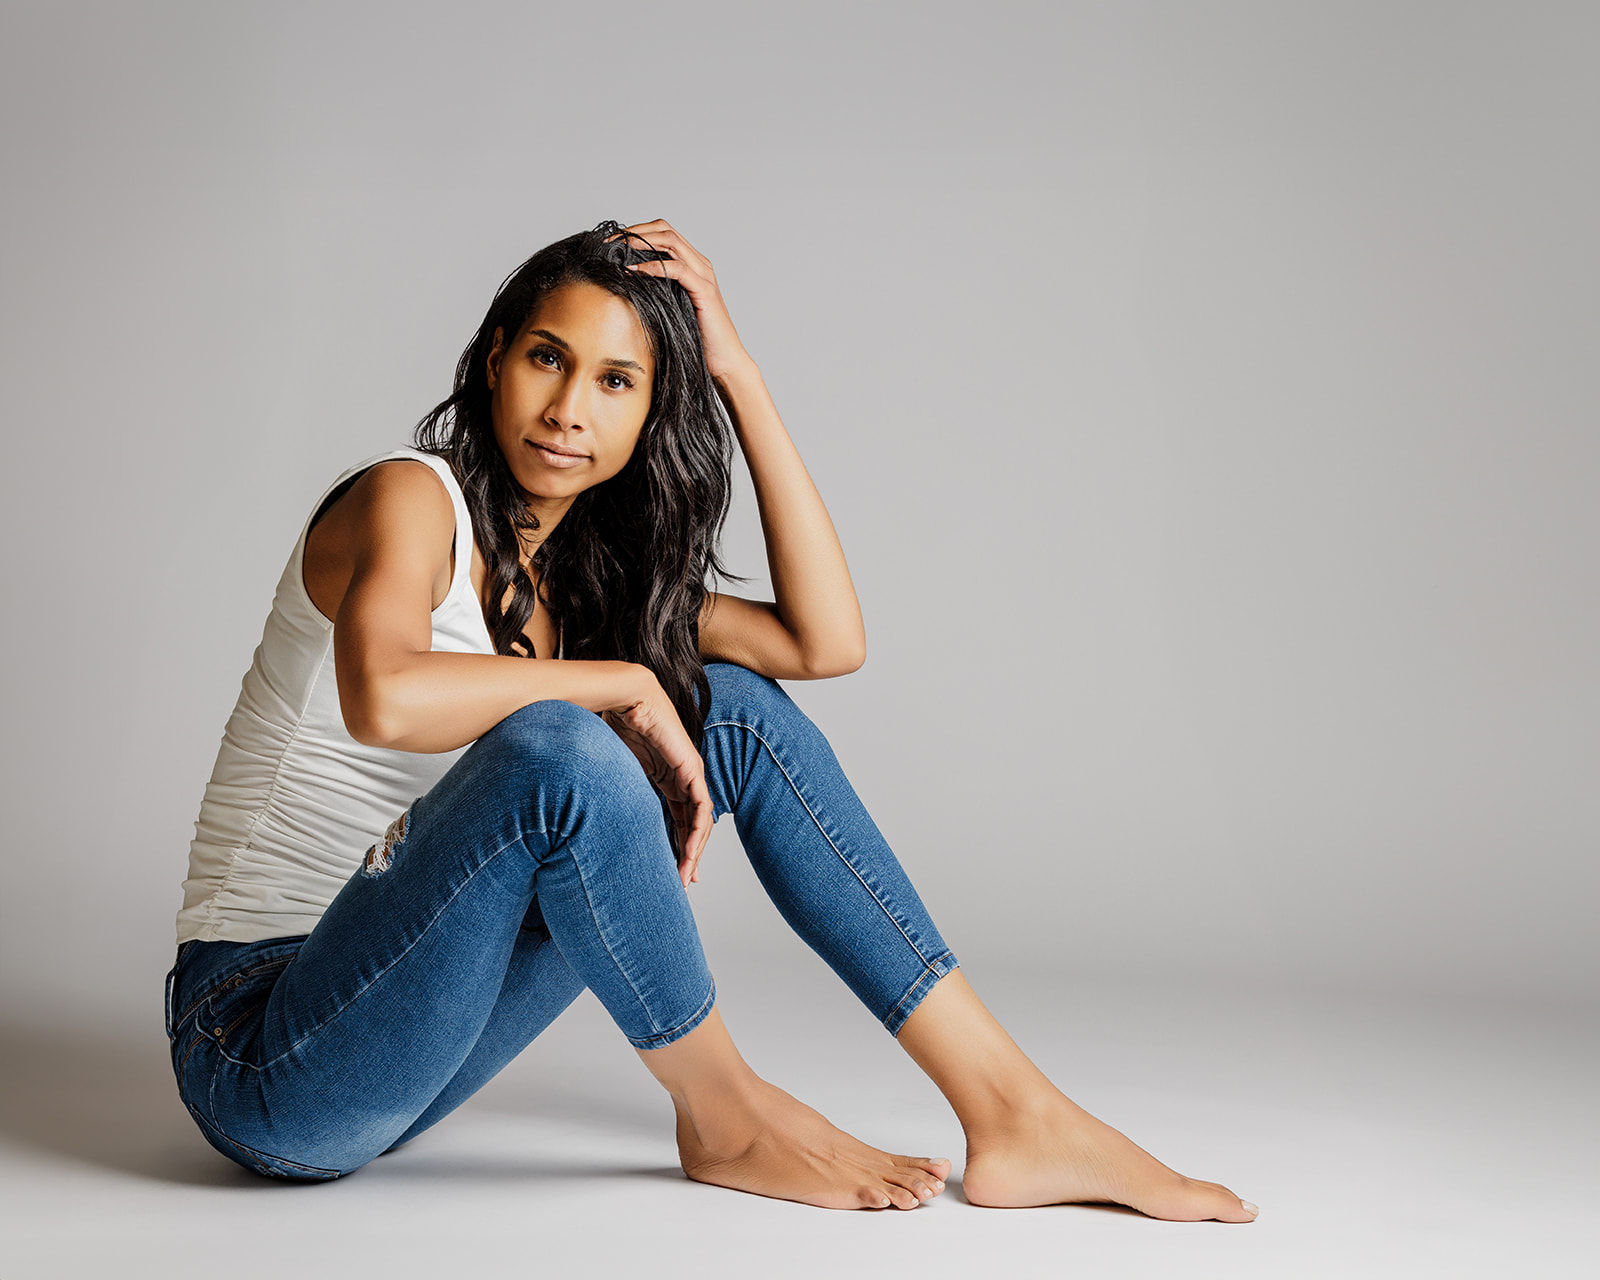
487, 280, 656, 510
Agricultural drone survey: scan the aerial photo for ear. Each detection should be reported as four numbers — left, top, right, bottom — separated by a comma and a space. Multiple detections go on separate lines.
486, 326, 506, 391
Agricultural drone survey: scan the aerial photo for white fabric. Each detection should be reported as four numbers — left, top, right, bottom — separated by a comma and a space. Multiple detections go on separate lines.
176, 449, 496, 944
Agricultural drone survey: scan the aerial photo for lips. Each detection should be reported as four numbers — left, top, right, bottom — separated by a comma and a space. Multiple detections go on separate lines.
527, 439, 589, 469
531, 439, 587, 457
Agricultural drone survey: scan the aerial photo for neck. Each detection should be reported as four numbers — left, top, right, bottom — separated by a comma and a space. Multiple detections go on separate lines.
518, 493, 575, 558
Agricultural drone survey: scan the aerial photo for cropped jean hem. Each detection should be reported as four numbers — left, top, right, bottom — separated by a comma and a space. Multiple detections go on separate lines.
882, 953, 959, 1036
626, 980, 718, 1050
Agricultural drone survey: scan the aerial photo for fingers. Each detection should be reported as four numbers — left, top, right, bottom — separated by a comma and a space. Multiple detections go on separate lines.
625, 256, 687, 283
610, 220, 748, 376
616, 219, 714, 275
606, 679, 714, 887
685, 789, 713, 885
609, 220, 717, 292
674, 772, 713, 887
625, 252, 713, 303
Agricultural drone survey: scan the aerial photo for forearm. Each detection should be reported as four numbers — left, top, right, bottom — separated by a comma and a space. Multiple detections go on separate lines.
341, 651, 651, 753
715, 357, 866, 670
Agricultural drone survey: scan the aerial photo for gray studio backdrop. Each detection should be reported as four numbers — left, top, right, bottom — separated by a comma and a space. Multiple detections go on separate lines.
2, 1, 1595, 1036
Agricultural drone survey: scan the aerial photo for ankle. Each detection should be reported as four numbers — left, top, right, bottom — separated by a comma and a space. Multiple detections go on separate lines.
673, 1071, 774, 1155
671, 1060, 762, 1117
636, 1008, 757, 1113
960, 1077, 1078, 1149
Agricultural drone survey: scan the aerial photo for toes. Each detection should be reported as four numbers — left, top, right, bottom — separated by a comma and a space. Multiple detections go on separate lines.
883, 1182, 922, 1210
856, 1185, 894, 1210
896, 1153, 954, 1180
888, 1171, 944, 1204
1179, 1179, 1258, 1223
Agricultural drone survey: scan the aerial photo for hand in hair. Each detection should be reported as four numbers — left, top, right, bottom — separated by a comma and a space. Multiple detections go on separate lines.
602, 675, 715, 886
615, 219, 751, 382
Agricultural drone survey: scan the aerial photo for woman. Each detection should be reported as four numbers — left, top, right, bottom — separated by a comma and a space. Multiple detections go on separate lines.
168, 219, 1257, 1220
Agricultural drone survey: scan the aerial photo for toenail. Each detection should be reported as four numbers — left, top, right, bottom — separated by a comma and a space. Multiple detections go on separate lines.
1241, 1201, 1259, 1215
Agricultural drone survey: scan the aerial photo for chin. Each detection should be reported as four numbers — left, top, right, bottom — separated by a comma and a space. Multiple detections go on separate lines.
516, 469, 588, 502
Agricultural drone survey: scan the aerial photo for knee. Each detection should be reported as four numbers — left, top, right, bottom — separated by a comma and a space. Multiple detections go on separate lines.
704, 662, 799, 731
478, 699, 641, 788
701, 664, 837, 818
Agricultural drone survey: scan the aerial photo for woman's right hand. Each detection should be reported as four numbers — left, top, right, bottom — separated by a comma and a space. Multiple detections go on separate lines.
602, 670, 714, 887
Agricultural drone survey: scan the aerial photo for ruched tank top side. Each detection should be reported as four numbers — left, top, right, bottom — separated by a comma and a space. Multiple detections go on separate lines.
176, 449, 495, 944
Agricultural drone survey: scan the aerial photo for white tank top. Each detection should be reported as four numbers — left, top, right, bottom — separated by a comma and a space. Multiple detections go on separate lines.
176, 448, 499, 944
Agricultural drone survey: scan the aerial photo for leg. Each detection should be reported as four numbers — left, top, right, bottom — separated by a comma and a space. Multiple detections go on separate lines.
179, 699, 715, 1175
699, 663, 957, 1033
177, 698, 946, 1206
898, 973, 1258, 1221
639, 1004, 950, 1210
383, 904, 585, 1150
699, 663, 1256, 1222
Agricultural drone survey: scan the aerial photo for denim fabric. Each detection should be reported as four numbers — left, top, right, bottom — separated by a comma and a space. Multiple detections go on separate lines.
165, 663, 956, 1179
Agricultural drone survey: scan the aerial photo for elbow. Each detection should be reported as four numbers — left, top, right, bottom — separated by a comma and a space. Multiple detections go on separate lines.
799, 635, 866, 680
343, 702, 402, 750
340, 677, 407, 749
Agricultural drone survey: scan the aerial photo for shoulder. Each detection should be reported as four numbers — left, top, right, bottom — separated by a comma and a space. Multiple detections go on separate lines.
324, 457, 458, 571
343, 458, 456, 537
351, 456, 455, 512
303, 457, 460, 620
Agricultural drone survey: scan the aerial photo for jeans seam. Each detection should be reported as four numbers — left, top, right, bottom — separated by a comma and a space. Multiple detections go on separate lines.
882, 952, 958, 1031
178, 1031, 206, 1082
556, 827, 666, 1040
703, 717, 938, 969
175, 955, 296, 1031
624, 979, 717, 1050
193, 1099, 342, 1179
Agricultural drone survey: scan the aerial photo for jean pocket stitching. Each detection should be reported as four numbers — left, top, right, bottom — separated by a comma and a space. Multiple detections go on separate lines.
177, 1031, 208, 1083
176, 953, 296, 1030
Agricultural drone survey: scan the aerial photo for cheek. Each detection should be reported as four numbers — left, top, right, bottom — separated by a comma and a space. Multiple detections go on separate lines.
619, 417, 650, 467
488, 385, 515, 440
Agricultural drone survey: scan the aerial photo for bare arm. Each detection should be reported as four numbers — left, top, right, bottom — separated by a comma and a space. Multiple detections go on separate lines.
619, 220, 866, 680
331, 462, 650, 752
326, 461, 713, 881
702, 359, 867, 679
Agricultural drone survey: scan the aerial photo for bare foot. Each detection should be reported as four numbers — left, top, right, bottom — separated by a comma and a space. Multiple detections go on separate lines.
962, 1091, 1258, 1222
674, 1079, 952, 1211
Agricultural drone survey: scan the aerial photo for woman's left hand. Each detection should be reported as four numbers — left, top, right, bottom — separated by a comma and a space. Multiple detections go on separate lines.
615, 219, 750, 381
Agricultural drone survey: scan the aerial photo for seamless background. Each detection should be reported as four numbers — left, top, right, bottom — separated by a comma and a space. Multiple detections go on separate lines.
0, 3, 1596, 1276
3, 0, 1593, 1020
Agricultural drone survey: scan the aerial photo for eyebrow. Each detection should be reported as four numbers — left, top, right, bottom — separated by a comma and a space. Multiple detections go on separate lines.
527, 328, 647, 374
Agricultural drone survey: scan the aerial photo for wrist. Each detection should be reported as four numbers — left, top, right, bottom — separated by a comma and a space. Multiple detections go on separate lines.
620, 661, 660, 708
709, 351, 761, 396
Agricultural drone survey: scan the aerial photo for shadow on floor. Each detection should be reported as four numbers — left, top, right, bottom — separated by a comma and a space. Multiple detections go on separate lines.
0, 1020, 239, 1186
0, 1020, 669, 1188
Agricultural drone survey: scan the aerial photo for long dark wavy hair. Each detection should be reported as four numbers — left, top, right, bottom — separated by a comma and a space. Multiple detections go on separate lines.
414, 221, 738, 745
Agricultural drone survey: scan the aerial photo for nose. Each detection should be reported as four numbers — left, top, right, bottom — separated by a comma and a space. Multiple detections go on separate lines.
545, 374, 587, 433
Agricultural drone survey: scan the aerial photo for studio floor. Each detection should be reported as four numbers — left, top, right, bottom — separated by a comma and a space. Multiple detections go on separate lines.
2, 964, 1593, 1280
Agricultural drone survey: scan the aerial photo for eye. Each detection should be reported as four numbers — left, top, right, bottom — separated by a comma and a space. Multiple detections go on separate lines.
528, 344, 561, 368
601, 371, 634, 391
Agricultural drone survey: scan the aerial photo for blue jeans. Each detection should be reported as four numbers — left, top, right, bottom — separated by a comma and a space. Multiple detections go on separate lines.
164, 663, 957, 1179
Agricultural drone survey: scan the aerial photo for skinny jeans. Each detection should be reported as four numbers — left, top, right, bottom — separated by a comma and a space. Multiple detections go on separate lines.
165, 662, 957, 1180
